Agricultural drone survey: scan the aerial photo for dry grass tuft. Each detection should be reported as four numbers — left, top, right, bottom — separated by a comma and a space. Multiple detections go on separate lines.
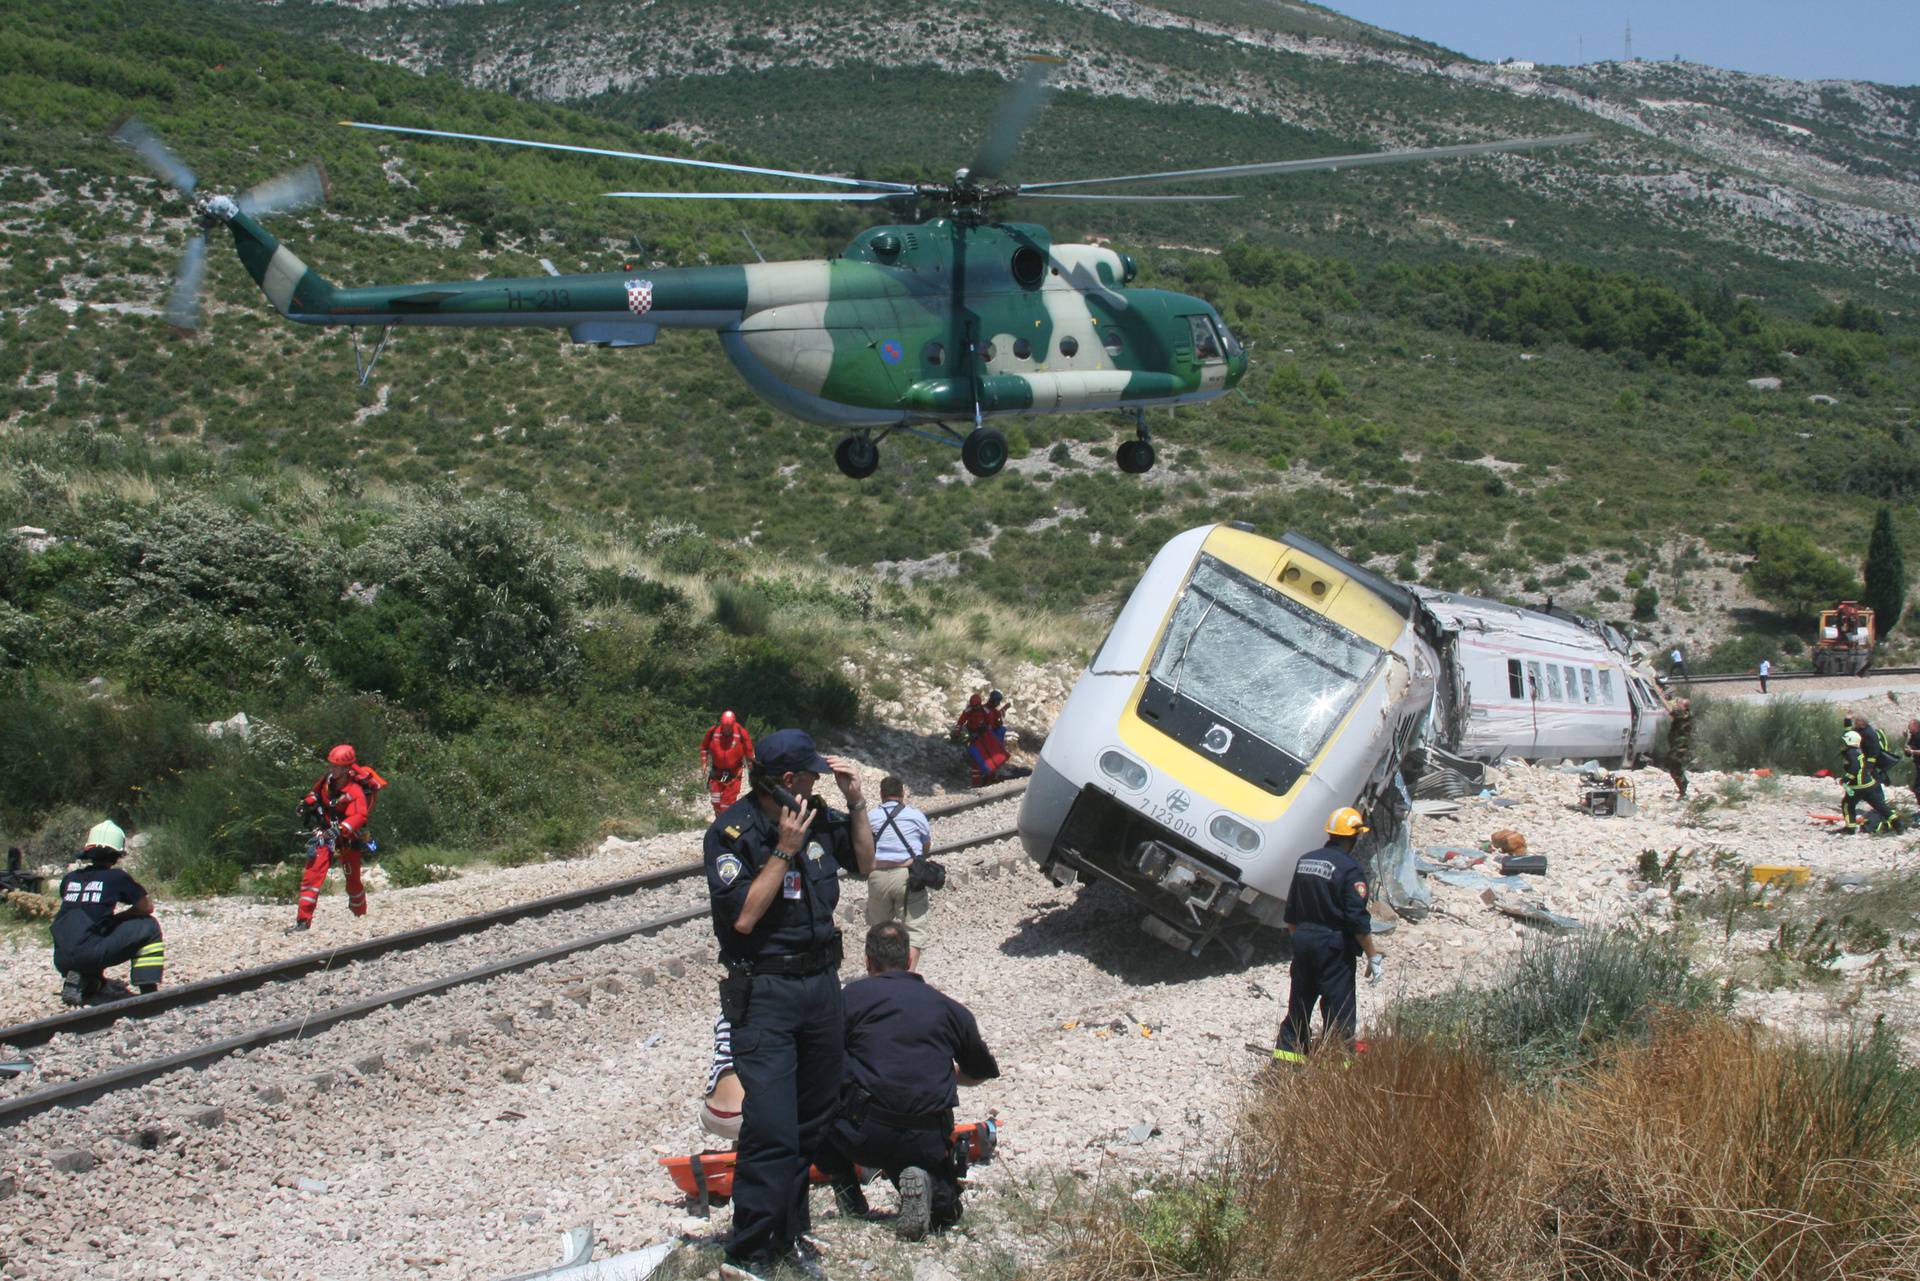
1045, 1018, 1920, 1281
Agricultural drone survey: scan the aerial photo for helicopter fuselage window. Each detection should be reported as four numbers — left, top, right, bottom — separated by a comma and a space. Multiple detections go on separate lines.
1188, 315, 1223, 361
977, 340, 997, 363
1059, 335, 1079, 358
923, 341, 944, 367
1101, 328, 1124, 355
1012, 337, 1032, 360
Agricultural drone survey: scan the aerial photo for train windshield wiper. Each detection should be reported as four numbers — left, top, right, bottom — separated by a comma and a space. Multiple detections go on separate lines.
1167, 598, 1217, 699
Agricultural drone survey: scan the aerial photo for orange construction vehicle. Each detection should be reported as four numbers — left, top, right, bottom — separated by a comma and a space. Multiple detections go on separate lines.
1814, 601, 1876, 675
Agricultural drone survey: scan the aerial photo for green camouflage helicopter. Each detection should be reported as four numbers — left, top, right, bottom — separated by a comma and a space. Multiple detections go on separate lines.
116, 66, 1587, 479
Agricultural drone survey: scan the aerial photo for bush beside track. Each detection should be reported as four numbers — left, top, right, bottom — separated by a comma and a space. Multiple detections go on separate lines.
1042, 931, 1920, 1281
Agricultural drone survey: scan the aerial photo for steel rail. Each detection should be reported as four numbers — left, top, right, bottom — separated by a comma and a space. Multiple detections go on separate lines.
1673, 666, 1920, 686
0, 822, 1023, 1124
0, 782, 1026, 1051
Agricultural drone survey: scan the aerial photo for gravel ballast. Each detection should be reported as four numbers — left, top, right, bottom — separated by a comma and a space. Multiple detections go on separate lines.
2, 764, 1915, 1279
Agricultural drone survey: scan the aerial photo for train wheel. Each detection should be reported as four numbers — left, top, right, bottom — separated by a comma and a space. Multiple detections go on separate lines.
834, 434, 879, 479
962, 427, 1008, 477
1117, 439, 1156, 474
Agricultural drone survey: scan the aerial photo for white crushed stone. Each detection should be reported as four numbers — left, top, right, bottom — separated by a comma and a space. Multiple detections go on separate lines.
1, 761, 1913, 1279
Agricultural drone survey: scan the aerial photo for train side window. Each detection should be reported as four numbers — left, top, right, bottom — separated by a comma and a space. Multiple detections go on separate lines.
1526, 660, 1542, 700
1507, 659, 1524, 699
1581, 669, 1596, 704
1598, 670, 1615, 704
1546, 665, 1562, 701
1563, 666, 1579, 701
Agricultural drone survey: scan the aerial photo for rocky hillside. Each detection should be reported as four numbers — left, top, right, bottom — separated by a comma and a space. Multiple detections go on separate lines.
229, 0, 1919, 302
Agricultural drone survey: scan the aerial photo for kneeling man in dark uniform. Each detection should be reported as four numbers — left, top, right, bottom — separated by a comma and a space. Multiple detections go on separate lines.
818, 921, 998, 1241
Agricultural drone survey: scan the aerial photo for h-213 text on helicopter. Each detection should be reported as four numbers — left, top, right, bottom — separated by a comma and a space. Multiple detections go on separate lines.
116, 62, 1588, 479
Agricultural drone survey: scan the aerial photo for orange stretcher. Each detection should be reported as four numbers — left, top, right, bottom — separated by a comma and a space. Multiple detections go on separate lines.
661, 1119, 1000, 1215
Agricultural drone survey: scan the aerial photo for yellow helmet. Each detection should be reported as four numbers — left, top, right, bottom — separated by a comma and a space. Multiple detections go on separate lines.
1325, 806, 1370, 837
1843, 730, 1862, 748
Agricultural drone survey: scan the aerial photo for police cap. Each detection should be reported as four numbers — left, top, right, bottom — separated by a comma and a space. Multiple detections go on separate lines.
756, 728, 832, 776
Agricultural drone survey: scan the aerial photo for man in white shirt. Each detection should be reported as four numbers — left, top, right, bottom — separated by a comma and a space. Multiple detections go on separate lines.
867, 776, 931, 969
1670, 646, 1687, 681
1758, 657, 1771, 694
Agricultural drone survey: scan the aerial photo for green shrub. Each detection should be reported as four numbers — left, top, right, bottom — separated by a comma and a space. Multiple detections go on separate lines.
0, 682, 208, 830
1391, 928, 1722, 1078
381, 846, 462, 888
357, 493, 585, 692
1692, 695, 1840, 774
710, 583, 771, 636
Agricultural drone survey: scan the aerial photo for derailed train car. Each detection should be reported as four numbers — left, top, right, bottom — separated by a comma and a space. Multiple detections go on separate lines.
1017, 524, 1667, 956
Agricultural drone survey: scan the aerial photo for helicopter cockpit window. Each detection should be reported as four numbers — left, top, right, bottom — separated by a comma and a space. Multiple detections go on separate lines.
1059, 335, 1079, 358
1012, 337, 1032, 360
1188, 315, 1224, 361
923, 341, 944, 367
1217, 319, 1243, 359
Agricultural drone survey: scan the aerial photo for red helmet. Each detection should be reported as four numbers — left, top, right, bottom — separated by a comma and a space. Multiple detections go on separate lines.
968, 693, 984, 708
720, 710, 737, 728
327, 744, 357, 767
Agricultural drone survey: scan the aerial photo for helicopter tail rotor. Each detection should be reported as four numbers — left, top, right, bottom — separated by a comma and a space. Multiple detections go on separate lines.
112, 116, 327, 332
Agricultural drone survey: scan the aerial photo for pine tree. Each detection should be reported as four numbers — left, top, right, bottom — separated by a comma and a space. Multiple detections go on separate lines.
1863, 506, 1906, 636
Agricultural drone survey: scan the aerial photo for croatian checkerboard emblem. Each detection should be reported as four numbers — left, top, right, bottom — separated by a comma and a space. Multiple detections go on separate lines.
626, 278, 653, 315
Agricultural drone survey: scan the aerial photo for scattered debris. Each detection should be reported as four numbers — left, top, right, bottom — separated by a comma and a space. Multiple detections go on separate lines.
1481, 889, 1581, 933
295, 1176, 329, 1194
1750, 864, 1811, 887
1490, 829, 1528, 855
1124, 1121, 1159, 1145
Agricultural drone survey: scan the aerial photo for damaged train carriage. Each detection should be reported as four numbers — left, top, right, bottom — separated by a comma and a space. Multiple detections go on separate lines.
1018, 524, 1668, 957
1015, 525, 1439, 958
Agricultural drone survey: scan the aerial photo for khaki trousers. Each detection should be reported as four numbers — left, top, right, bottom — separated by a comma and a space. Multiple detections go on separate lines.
865, 864, 929, 948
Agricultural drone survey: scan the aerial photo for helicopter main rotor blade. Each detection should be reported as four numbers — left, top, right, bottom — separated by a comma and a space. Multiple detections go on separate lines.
1018, 132, 1593, 192
1016, 192, 1239, 202
344, 121, 918, 193
603, 191, 907, 203
970, 56, 1062, 183
111, 116, 198, 195
237, 163, 330, 218
166, 232, 207, 332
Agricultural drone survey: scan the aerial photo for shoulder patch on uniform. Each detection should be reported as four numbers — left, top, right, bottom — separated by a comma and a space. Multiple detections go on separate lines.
716, 853, 744, 885
1355, 881, 1368, 900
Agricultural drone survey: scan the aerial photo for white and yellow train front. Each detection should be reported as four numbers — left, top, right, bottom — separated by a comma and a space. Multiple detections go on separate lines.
1017, 525, 1437, 955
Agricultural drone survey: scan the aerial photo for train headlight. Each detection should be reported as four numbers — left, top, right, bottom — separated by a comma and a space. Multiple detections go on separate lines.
1098, 749, 1149, 792
1208, 813, 1262, 855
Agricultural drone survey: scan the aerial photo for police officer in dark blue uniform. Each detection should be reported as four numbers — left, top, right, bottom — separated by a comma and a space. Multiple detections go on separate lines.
815, 920, 999, 1241
706, 729, 874, 1279
1274, 806, 1383, 1064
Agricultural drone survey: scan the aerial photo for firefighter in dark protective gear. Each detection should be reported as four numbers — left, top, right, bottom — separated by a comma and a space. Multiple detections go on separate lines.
1846, 713, 1898, 788
1274, 807, 1382, 1064
1840, 729, 1904, 835
815, 921, 999, 1241
1905, 719, 1920, 805
293, 744, 388, 932
53, 821, 165, 1007
701, 710, 756, 817
705, 728, 875, 1279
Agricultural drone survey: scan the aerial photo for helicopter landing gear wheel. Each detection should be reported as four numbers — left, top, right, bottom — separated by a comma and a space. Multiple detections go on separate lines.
834, 433, 879, 479
1116, 439, 1157, 474
961, 427, 1009, 478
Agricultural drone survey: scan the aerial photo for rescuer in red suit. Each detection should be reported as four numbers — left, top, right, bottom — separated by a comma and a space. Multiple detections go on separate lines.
292, 744, 387, 932
951, 694, 1003, 788
701, 710, 755, 816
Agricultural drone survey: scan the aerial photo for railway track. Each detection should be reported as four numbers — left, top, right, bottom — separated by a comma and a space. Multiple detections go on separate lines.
1679, 665, 1920, 687
0, 783, 1028, 1125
